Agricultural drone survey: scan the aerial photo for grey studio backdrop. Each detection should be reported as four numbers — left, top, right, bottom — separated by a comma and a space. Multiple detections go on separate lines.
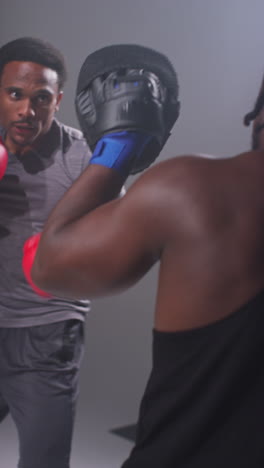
0, 1, 263, 467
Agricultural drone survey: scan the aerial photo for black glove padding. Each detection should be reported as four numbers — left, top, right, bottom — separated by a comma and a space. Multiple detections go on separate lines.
75, 44, 180, 174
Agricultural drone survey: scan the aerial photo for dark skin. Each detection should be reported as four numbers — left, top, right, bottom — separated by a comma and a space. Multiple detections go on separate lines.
0, 61, 63, 155
31, 107, 264, 332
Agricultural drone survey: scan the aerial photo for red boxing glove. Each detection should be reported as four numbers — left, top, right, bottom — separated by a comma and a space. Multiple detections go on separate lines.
22, 233, 51, 298
0, 137, 8, 180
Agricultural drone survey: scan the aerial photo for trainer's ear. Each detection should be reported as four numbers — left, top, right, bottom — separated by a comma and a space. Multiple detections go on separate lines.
55, 91, 63, 112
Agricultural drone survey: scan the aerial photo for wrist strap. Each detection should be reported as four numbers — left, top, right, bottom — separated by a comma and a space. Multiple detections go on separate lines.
89, 131, 153, 177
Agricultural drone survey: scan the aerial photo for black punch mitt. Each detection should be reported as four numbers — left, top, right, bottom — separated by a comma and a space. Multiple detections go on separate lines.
75, 44, 180, 174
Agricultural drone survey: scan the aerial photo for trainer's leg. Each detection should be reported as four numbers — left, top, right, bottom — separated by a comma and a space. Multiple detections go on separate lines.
0, 393, 9, 423
0, 327, 10, 424
1, 320, 84, 468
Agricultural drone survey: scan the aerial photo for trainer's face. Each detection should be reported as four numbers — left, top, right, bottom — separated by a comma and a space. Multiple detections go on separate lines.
252, 107, 264, 151
0, 61, 63, 154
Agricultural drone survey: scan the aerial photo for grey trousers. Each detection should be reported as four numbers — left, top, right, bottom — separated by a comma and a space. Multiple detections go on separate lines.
0, 319, 85, 468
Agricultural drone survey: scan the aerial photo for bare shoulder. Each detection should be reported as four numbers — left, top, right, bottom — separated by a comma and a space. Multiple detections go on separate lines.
119, 150, 264, 246
129, 154, 222, 193
123, 154, 220, 216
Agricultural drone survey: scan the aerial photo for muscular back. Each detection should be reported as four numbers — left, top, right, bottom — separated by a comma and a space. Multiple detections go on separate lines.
32, 150, 264, 333
154, 151, 264, 330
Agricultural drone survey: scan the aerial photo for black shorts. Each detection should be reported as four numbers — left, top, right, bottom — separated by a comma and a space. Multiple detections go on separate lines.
0, 319, 85, 468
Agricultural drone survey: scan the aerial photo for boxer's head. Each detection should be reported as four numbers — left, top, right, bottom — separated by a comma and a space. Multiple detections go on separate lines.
244, 74, 264, 150
75, 44, 180, 173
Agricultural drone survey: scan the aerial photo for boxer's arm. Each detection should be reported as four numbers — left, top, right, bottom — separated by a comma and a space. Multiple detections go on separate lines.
23, 163, 125, 297
31, 163, 163, 299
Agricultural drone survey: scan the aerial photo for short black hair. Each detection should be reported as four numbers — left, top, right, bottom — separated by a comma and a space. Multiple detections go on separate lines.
244, 74, 264, 126
0, 36, 67, 90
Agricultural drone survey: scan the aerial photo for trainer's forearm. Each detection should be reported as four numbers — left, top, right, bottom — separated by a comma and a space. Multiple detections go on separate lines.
43, 163, 125, 234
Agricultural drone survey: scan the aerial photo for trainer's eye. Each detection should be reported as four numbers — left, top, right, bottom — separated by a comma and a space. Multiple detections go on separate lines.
36, 93, 51, 104
8, 89, 22, 100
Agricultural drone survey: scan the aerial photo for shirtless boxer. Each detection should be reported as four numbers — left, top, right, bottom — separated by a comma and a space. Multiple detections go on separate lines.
30, 50, 264, 467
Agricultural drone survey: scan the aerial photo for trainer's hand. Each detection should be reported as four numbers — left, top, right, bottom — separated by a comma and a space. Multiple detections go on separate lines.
22, 233, 52, 298
0, 138, 8, 180
75, 44, 180, 176
88, 130, 154, 179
